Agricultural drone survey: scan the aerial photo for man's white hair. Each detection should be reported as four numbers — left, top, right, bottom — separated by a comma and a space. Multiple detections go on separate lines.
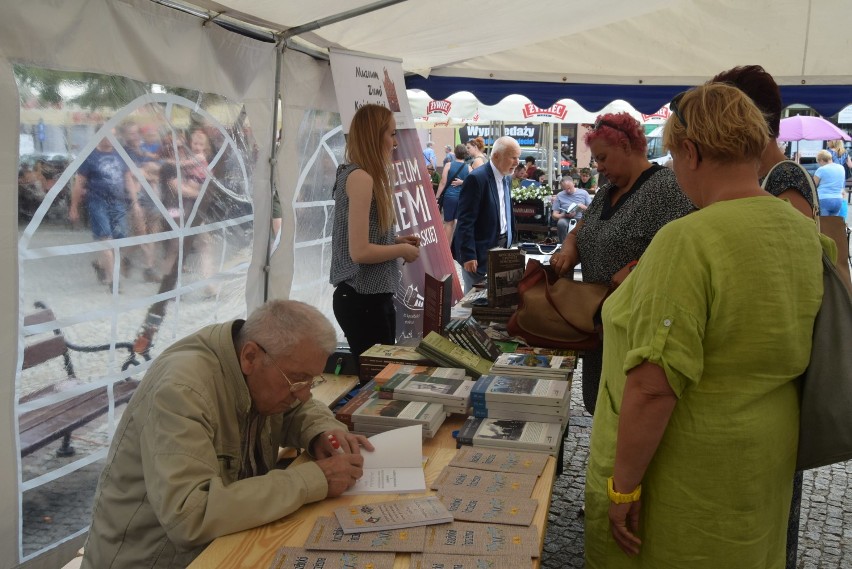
491, 136, 518, 157
237, 300, 336, 357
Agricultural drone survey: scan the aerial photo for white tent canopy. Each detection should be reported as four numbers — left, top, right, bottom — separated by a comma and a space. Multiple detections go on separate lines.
191, 0, 852, 114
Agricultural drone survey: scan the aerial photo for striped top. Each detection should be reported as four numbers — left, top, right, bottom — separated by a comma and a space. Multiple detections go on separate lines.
330, 163, 398, 294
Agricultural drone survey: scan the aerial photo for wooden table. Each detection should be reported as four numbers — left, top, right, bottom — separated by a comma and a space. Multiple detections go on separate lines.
188, 415, 557, 569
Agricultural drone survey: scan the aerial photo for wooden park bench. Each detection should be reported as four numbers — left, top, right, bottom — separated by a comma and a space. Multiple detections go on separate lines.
19, 304, 140, 457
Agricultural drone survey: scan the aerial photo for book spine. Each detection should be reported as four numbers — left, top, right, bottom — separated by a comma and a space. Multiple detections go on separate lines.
334, 382, 378, 427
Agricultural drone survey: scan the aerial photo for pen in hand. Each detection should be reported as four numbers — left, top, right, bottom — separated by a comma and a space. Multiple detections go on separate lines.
327, 434, 345, 455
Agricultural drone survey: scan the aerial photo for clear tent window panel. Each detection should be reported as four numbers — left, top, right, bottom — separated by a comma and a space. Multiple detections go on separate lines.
14, 65, 256, 559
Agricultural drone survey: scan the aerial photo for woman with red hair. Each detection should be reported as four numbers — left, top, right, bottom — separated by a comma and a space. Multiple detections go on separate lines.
550, 112, 694, 414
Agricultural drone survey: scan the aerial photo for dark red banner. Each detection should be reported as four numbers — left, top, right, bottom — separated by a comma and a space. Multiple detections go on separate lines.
391, 128, 463, 344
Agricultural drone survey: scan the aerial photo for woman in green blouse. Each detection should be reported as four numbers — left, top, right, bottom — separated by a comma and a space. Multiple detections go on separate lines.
585, 83, 825, 568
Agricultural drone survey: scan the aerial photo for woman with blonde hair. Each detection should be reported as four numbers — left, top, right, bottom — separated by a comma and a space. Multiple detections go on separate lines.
585, 83, 824, 568
330, 104, 420, 366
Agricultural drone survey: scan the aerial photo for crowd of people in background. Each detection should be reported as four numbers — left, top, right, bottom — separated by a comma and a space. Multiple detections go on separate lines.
18, 108, 258, 294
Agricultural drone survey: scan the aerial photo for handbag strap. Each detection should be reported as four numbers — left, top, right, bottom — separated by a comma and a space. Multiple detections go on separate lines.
761, 160, 820, 229
446, 162, 464, 184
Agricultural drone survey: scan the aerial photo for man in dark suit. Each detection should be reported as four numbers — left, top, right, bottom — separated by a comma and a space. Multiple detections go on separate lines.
452, 136, 521, 292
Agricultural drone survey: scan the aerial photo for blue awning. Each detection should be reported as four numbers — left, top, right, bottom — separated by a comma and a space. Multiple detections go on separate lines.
405, 75, 852, 119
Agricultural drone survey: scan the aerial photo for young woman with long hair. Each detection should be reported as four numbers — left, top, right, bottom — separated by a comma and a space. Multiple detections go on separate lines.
330, 104, 420, 366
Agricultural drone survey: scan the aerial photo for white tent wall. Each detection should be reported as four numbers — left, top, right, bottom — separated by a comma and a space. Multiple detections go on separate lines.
0, 1, 275, 567
270, 49, 343, 318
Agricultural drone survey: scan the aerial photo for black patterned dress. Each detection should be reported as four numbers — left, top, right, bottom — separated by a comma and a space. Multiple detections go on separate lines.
576, 165, 695, 413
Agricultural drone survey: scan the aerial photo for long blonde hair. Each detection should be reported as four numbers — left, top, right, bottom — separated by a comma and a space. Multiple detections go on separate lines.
346, 104, 395, 232
828, 139, 847, 158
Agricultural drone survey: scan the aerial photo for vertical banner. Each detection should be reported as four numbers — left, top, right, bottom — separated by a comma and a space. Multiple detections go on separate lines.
329, 49, 462, 345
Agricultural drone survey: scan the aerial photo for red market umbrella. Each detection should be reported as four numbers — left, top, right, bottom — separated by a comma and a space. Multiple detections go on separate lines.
778, 115, 851, 142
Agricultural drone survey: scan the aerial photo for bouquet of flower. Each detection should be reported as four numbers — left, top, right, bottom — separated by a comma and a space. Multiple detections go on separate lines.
511, 182, 552, 204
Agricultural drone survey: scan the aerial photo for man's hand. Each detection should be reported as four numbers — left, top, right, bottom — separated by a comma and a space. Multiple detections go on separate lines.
609, 499, 642, 556
312, 429, 374, 459
463, 259, 478, 274
315, 453, 365, 497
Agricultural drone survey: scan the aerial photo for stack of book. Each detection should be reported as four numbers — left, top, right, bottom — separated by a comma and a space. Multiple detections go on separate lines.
378, 371, 474, 414
372, 363, 465, 388
455, 415, 564, 456
470, 375, 571, 424
348, 392, 447, 438
358, 344, 435, 384
415, 332, 493, 378
444, 316, 501, 361
334, 380, 379, 430
490, 352, 574, 382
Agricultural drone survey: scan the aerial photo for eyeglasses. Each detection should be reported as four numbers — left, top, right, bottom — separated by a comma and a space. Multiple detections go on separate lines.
668, 90, 703, 162
256, 343, 322, 391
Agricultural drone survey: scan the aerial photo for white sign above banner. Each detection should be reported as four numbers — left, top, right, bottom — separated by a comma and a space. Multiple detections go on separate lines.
329, 48, 415, 133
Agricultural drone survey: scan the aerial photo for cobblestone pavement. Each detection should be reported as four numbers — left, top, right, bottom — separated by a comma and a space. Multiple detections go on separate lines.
540, 361, 852, 568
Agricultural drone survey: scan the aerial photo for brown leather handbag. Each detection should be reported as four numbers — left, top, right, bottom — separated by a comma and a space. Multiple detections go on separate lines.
507, 258, 611, 350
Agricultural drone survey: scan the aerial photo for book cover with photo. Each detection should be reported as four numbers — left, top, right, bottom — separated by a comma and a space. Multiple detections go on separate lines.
487, 248, 525, 308
457, 417, 564, 455
471, 375, 570, 407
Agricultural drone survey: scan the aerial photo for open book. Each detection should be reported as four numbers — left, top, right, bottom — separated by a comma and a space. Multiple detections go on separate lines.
343, 424, 427, 495
558, 202, 578, 215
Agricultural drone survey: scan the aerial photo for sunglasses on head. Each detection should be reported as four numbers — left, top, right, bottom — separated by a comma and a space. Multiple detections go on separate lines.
668, 90, 703, 162
669, 91, 689, 129
591, 117, 628, 135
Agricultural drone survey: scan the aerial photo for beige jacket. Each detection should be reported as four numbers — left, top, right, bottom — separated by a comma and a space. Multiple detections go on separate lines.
82, 320, 345, 568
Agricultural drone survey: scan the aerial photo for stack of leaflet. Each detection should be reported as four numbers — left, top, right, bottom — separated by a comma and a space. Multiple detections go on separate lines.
378, 371, 474, 414
470, 375, 570, 425
489, 352, 573, 382
349, 391, 446, 438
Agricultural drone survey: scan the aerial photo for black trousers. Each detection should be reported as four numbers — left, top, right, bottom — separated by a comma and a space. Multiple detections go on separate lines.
333, 282, 396, 363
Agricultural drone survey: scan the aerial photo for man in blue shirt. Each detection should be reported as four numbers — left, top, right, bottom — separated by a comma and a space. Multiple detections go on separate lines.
551, 176, 592, 242
423, 141, 437, 170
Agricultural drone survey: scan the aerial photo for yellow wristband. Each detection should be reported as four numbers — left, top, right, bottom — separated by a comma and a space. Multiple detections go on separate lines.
607, 476, 641, 504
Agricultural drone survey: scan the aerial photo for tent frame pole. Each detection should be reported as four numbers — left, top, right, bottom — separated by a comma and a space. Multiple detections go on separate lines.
279, 0, 409, 41
263, 42, 284, 302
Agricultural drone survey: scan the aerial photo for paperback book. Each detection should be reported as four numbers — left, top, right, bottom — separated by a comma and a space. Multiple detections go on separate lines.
486, 248, 525, 308
359, 344, 435, 384
456, 416, 564, 456
416, 332, 493, 378
471, 375, 570, 408
374, 363, 466, 387
449, 446, 548, 476
268, 547, 396, 569
436, 491, 538, 526
490, 352, 574, 380
303, 516, 425, 552
380, 373, 474, 406
343, 425, 427, 495
471, 404, 569, 425
423, 521, 540, 558
350, 395, 446, 435
409, 553, 531, 569
422, 272, 453, 338
444, 316, 502, 361
334, 380, 379, 429
430, 466, 537, 498
334, 496, 453, 534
